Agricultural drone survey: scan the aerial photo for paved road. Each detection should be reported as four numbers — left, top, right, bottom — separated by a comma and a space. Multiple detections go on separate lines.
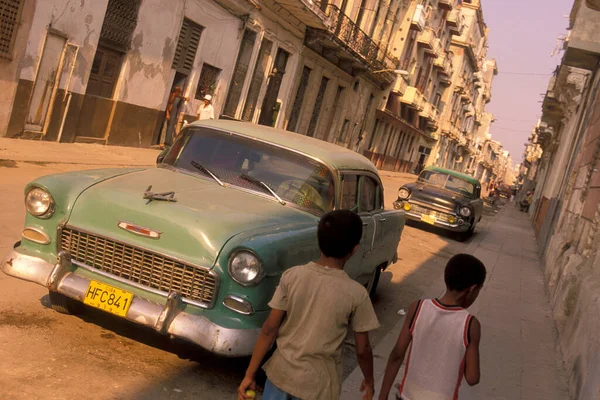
0, 160, 499, 399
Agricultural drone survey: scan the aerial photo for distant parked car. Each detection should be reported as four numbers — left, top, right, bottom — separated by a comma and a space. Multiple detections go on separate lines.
2, 120, 405, 357
393, 166, 483, 240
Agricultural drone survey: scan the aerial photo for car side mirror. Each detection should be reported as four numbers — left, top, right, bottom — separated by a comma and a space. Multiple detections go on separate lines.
156, 147, 169, 165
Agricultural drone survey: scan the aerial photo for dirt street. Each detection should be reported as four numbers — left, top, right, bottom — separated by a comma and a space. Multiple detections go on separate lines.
0, 156, 498, 400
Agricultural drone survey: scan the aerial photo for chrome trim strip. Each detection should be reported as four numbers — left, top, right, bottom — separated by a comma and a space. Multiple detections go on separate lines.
22, 227, 51, 245
223, 294, 255, 315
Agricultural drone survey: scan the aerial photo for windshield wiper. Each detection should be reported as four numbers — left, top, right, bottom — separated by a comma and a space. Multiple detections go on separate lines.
240, 174, 286, 205
190, 160, 224, 187
143, 185, 177, 203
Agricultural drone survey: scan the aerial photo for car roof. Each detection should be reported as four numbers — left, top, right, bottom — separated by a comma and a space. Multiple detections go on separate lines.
423, 166, 481, 186
188, 120, 378, 175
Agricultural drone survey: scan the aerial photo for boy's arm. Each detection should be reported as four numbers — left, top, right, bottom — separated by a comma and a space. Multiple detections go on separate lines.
354, 331, 375, 400
464, 316, 481, 386
378, 300, 419, 400
238, 309, 286, 399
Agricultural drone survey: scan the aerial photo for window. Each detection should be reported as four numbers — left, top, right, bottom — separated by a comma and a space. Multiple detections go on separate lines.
0, 0, 24, 60
288, 66, 312, 132
341, 174, 359, 211
98, 0, 141, 50
222, 30, 257, 118
86, 46, 123, 98
172, 18, 203, 74
360, 176, 380, 212
195, 63, 221, 100
242, 38, 273, 121
307, 76, 329, 137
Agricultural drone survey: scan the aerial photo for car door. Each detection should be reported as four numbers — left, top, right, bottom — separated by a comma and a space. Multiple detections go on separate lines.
339, 173, 376, 283
367, 175, 404, 266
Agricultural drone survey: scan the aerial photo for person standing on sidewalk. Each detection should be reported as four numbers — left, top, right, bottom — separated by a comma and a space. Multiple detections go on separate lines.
197, 94, 215, 120
237, 210, 380, 400
378, 254, 486, 400
162, 86, 188, 147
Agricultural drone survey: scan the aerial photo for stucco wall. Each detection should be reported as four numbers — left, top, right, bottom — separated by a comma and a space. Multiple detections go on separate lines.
20, 0, 109, 94
0, 0, 36, 137
542, 69, 600, 400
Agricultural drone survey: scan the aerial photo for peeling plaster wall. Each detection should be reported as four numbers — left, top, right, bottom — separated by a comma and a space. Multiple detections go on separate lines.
21, 0, 109, 94
541, 70, 600, 399
0, 0, 36, 137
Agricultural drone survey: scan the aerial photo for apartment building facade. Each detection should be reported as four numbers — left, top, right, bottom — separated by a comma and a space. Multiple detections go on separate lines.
522, 0, 600, 397
0, 0, 505, 183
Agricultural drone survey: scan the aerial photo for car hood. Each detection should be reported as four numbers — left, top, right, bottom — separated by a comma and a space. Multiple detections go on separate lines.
66, 168, 316, 268
404, 182, 470, 211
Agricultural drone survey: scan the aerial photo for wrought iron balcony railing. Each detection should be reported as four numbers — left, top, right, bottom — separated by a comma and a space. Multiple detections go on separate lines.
325, 5, 399, 72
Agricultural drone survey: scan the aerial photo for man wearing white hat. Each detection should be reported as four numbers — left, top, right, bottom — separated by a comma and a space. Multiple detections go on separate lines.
198, 94, 215, 120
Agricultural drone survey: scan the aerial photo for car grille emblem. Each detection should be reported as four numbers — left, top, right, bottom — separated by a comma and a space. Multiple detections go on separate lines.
118, 221, 161, 239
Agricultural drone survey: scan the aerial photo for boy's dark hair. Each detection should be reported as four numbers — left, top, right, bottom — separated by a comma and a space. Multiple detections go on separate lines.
318, 210, 363, 259
444, 254, 486, 291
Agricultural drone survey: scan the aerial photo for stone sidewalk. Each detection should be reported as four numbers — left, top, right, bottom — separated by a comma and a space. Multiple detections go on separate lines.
0, 137, 159, 166
341, 205, 570, 399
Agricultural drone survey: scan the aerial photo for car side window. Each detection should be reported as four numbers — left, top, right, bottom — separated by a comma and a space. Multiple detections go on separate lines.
341, 174, 359, 211
360, 176, 379, 212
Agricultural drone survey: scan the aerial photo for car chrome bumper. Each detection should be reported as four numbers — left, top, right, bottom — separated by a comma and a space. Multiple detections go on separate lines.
1, 247, 259, 357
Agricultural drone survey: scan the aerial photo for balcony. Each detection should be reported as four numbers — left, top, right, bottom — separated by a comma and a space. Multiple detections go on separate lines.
563, 0, 600, 69
446, 9, 463, 35
273, 0, 328, 28
434, 52, 453, 78
392, 75, 409, 95
438, 0, 453, 11
411, 4, 427, 32
401, 86, 425, 111
417, 28, 437, 57
304, 5, 400, 85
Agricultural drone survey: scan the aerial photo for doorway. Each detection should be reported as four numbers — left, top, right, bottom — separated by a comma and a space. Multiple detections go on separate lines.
25, 33, 67, 133
258, 48, 289, 127
155, 72, 188, 145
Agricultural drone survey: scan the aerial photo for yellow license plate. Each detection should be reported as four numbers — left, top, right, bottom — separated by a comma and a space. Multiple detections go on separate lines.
84, 280, 133, 317
421, 214, 437, 225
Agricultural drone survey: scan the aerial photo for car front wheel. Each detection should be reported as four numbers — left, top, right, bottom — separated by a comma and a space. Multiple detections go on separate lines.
48, 291, 84, 315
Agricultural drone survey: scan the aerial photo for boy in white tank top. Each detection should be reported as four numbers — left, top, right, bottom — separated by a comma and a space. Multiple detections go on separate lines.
378, 254, 486, 400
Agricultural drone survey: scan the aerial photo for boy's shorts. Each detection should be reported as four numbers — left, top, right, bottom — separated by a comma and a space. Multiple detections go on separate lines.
263, 379, 301, 400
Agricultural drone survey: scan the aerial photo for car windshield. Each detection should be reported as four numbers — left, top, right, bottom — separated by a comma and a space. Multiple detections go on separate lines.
418, 170, 475, 197
161, 127, 335, 213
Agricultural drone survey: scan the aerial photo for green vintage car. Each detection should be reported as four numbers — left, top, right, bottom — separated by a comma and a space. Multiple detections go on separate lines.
1, 120, 405, 356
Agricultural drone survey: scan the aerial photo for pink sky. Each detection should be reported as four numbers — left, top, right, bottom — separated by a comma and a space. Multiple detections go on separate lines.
482, 0, 572, 163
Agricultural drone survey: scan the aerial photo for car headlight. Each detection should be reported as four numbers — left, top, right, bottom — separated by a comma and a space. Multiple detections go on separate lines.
459, 206, 472, 217
25, 187, 55, 218
398, 188, 410, 199
228, 250, 264, 286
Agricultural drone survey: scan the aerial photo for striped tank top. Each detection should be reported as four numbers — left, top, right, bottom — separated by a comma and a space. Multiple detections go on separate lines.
399, 299, 472, 400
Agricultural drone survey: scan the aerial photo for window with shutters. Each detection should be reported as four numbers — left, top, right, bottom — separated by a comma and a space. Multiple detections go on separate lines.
172, 18, 203, 75
287, 66, 312, 132
307, 76, 329, 137
242, 38, 273, 121
222, 30, 257, 118
98, 0, 141, 51
0, 0, 25, 60
195, 63, 221, 100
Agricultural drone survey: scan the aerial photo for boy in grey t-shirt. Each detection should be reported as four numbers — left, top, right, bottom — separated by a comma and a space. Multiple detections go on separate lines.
238, 210, 380, 400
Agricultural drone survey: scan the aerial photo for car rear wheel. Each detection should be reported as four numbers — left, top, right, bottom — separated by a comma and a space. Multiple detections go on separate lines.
48, 291, 84, 315
366, 267, 382, 298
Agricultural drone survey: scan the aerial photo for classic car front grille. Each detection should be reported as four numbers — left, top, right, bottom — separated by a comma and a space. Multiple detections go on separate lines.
409, 203, 453, 223
60, 228, 217, 306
